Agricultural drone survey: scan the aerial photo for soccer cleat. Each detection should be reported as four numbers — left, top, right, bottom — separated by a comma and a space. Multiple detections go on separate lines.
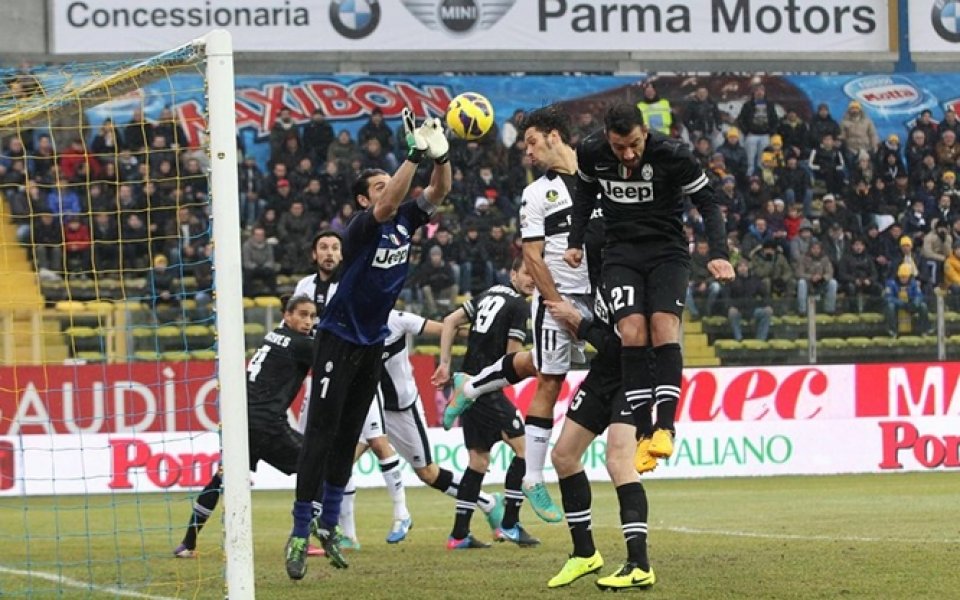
634, 437, 658, 474
495, 523, 541, 547
172, 544, 196, 559
442, 373, 474, 430
386, 517, 413, 544
522, 482, 563, 523
310, 519, 348, 569
339, 537, 361, 551
445, 534, 492, 550
284, 536, 308, 580
648, 428, 675, 458
483, 492, 505, 532
306, 543, 325, 557
547, 552, 604, 588
595, 562, 656, 590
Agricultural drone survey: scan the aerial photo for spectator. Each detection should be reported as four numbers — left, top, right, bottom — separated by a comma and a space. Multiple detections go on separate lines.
121, 213, 150, 271
901, 198, 930, 239
839, 237, 880, 313
726, 260, 773, 341
884, 263, 932, 337
329, 202, 354, 235
942, 171, 960, 206
891, 234, 930, 290
457, 223, 493, 295
796, 240, 838, 315
241, 226, 278, 296
819, 194, 858, 234
822, 222, 848, 271
154, 106, 188, 150
751, 239, 795, 299
913, 153, 942, 191
302, 109, 335, 164
737, 83, 779, 175
783, 202, 804, 240
921, 219, 952, 285
286, 156, 314, 193
501, 109, 526, 148
274, 133, 307, 172
944, 241, 960, 308
932, 192, 956, 226
777, 154, 813, 215
849, 151, 876, 187
63, 215, 91, 275
684, 86, 722, 145
90, 212, 119, 273
299, 177, 332, 222
90, 118, 123, 167
714, 175, 745, 229
684, 238, 722, 320
505, 154, 538, 203
940, 108, 960, 140
319, 159, 349, 206
146, 254, 179, 311
875, 134, 905, 175
789, 219, 815, 263
718, 127, 749, 187
905, 129, 930, 175
808, 134, 847, 196
30, 212, 63, 276
838, 101, 879, 162
935, 130, 960, 169
808, 103, 841, 155
415, 245, 458, 318
692, 136, 714, 170
360, 137, 395, 172
423, 226, 461, 295
741, 216, 773, 257
255, 207, 281, 241
326, 130, 361, 173
47, 179, 82, 216
277, 201, 314, 275
635, 81, 672, 135
910, 110, 939, 148
123, 106, 154, 153
357, 108, 394, 153
267, 178, 294, 214
486, 224, 513, 285
269, 107, 299, 158
776, 108, 810, 159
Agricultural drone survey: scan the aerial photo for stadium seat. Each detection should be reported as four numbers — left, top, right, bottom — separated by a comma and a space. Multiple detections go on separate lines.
64, 326, 103, 354
131, 326, 159, 352
714, 339, 741, 351
244, 323, 266, 349
74, 351, 107, 363
190, 349, 217, 360
414, 344, 441, 357
242, 297, 256, 309
819, 338, 847, 349
846, 336, 872, 348
768, 339, 796, 350
156, 325, 183, 352
41, 280, 68, 302
835, 313, 859, 324
96, 278, 121, 300
451, 344, 467, 357
859, 313, 884, 324
133, 350, 162, 361
896, 336, 927, 347
161, 351, 191, 362
183, 325, 215, 351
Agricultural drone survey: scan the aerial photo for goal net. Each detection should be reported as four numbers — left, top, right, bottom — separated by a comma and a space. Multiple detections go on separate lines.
0, 30, 252, 598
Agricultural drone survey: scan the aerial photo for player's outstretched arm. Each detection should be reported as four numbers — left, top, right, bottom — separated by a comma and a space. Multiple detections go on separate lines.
432, 308, 469, 386
568, 145, 601, 252
421, 116, 452, 207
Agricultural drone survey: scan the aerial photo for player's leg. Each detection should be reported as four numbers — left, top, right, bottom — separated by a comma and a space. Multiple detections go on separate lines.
448, 401, 497, 549
646, 258, 690, 458
496, 403, 539, 547
361, 393, 412, 543
174, 465, 223, 557
443, 351, 535, 429
335, 441, 369, 550
596, 421, 655, 591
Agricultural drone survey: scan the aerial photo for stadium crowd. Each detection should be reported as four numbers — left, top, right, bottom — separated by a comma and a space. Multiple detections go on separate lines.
3, 80, 960, 339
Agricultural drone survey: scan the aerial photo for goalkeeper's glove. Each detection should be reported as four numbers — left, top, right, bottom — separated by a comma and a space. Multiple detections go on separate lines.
402, 107, 428, 163
421, 117, 450, 164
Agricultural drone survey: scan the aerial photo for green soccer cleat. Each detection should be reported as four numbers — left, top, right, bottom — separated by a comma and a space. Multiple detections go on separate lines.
483, 492, 505, 532
595, 562, 656, 591
310, 519, 348, 569
523, 482, 562, 523
495, 523, 541, 547
442, 373, 474, 430
547, 551, 604, 588
339, 537, 361, 551
284, 536, 308, 580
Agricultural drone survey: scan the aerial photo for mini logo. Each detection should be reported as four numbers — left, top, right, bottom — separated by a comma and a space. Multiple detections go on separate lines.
932, 0, 960, 43
546, 189, 559, 202
0, 440, 14, 490
400, 0, 516, 35
330, 0, 381, 40
641, 164, 653, 180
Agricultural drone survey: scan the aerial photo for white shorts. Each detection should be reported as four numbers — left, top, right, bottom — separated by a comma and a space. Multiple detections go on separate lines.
358, 391, 386, 443
383, 400, 432, 469
531, 291, 590, 375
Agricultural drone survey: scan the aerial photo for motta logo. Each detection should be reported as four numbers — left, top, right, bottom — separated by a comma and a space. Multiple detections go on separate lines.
878, 421, 959, 470
400, 0, 516, 35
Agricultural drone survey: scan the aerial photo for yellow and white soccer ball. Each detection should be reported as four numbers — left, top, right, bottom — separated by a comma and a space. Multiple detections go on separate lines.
445, 92, 495, 140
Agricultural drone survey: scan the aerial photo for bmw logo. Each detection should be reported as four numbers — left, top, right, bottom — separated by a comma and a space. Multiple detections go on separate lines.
932, 0, 960, 43
330, 0, 381, 40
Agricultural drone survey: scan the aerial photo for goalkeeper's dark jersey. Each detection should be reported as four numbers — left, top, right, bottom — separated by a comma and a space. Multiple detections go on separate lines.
570, 129, 728, 261
246, 324, 314, 426
460, 284, 528, 376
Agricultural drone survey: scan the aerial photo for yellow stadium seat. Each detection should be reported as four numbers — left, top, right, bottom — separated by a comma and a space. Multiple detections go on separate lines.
161, 351, 192, 362
451, 344, 467, 357
75, 351, 107, 363
741, 339, 769, 351
134, 351, 162, 361
190, 349, 217, 360
415, 345, 441, 357
768, 339, 795, 350
254, 296, 282, 308
55, 300, 86, 313
714, 339, 742, 351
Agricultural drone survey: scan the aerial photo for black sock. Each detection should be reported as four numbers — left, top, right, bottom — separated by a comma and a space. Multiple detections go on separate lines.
616, 482, 650, 570
559, 471, 595, 558
635, 403, 654, 439
429, 466, 455, 494
451, 467, 484, 540
181, 471, 221, 549
653, 343, 682, 432
622, 346, 654, 416
501, 456, 525, 529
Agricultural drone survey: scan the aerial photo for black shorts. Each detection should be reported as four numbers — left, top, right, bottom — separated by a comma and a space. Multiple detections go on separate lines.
249, 422, 303, 474
461, 391, 524, 452
603, 242, 690, 321
565, 366, 634, 436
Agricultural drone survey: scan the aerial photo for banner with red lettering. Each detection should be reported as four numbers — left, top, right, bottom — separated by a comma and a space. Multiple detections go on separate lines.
0, 361, 956, 495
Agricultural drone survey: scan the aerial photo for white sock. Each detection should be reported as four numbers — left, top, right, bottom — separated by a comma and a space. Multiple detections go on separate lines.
338, 478, 357, 541
464, 356, 510, 398
380, 456, 410, 521
523, 425, 552, 486
445, 473, 494, 513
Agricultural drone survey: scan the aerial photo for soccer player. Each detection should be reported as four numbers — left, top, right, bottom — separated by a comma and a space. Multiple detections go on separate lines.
565, 102, 734, 459
293, 230, 342, 313
432, 258, 540, 549
495, 107, 592, 523
338, 308, 507, 547
285, 110, 450, 579
545, 293, 658, 590
173, 296, 318, 558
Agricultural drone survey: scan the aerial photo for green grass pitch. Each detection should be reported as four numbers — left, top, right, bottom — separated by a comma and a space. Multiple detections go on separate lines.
1, 472, 957, 598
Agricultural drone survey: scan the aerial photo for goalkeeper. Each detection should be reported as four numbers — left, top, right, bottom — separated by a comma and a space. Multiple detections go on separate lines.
173, 295, 320, 558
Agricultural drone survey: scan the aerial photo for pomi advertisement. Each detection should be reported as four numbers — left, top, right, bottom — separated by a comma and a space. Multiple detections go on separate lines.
1, 362, 957, 495
50, 0, 892, 54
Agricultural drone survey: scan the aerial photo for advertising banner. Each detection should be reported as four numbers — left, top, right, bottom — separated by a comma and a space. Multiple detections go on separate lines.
909, 0, 960, 53
1, 361, 956, 495
49, 0, 892, 55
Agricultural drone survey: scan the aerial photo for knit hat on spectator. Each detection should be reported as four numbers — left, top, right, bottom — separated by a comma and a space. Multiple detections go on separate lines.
823, 194, 836, 203
800, 219, 814, 231
900, 236, 913, 248
848, 100, 862, 110
726, 127, 740, 140
429, 245, 443, 258
773, 198, 785, 207
277, 178, 290, 188
887, 133, 899, 144
897, 264, 912, 278
944, 171, 957, 181
722, 175, 736, 185
153, 255, 168, 268
475, 197, 490, 209
770, 134, 783, 148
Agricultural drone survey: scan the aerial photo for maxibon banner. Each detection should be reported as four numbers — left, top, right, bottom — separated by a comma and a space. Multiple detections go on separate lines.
0, 361, 956, 495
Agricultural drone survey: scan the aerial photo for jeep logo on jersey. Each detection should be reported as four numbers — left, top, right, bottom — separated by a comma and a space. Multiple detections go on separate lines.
400, 0, 516, 34
373, 244, 410, 269
546, 189, 559, 202
601, 179, 654, 204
